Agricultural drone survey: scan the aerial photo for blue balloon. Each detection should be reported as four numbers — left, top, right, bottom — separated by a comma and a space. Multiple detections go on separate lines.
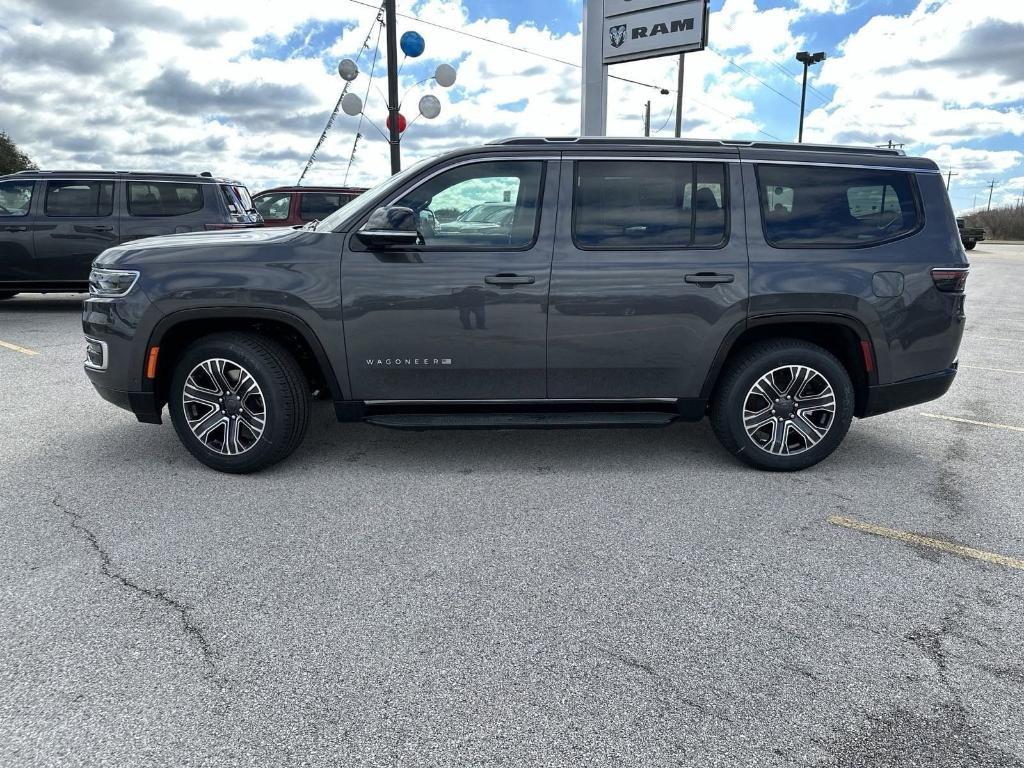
400, 31, 425, 58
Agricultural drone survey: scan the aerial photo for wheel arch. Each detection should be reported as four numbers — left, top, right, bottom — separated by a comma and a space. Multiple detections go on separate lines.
146, 308, 344, 406
702, 314, 877, 417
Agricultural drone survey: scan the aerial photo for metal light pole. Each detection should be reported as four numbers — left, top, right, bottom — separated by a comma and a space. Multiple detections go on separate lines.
643, 100, 651, 137
795, 50, 826, 143
384, 0, 401, 174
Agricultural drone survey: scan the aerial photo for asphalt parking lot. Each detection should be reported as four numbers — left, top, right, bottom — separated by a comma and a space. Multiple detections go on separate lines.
1, 244, 1023, 767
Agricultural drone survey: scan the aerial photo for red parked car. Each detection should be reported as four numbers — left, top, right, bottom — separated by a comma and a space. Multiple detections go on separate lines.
252, 186, 367, 227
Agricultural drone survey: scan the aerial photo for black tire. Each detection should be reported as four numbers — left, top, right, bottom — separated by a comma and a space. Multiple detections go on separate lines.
710, 339, 854, 471
168, 332, 310, 474
964, 241, 976, 250
0, 292, 18, 300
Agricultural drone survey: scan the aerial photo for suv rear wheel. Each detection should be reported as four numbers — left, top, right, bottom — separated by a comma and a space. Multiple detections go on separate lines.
168, 333, 310, 473
710, 339, 854, 471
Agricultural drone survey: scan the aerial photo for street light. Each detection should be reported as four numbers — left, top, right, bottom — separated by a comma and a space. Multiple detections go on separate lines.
795, 50, 826, 143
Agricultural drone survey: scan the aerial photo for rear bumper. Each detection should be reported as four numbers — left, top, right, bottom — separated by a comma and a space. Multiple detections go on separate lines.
860, 366, 957, 418
86, 374, 163, 424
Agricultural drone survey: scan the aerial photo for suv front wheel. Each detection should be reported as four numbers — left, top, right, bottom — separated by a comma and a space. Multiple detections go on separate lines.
710, 339, 854, 471
168, 333, 310, 473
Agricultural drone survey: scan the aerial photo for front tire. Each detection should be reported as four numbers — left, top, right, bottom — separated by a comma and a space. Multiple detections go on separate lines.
710, 339, 854, 471
168, 333, 310, 473
964, 241, 976, 250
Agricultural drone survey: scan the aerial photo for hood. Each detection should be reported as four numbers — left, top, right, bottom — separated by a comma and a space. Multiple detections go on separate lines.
94, 226, 306, 268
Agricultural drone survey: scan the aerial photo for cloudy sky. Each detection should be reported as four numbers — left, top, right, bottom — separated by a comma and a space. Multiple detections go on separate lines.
1, 0, 1021, 212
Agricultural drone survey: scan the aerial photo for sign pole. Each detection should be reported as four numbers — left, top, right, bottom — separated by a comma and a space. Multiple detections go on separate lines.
581, 0, 608, 136
674, 52, 685, 137
384, 0, 401, 174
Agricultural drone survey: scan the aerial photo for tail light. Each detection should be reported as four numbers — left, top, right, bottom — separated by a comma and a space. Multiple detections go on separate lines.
931, 267, 969, 293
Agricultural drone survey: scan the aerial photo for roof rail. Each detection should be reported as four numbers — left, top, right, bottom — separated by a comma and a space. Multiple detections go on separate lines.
6, 170, 221, 179
486, 136, 905, 156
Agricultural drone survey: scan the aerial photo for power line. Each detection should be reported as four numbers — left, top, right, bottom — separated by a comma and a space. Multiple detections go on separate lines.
708, 46, 801, 108
345, 0, 784, 142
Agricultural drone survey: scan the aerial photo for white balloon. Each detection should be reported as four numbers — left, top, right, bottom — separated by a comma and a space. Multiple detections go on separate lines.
341, 92, 363, 116
418, 94, 441, 120
434, 63, 457, 88
337, 58, 359, 81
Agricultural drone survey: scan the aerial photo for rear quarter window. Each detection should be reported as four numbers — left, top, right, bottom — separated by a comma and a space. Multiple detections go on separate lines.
128, 182, 204, 217
757, 164, 922, 248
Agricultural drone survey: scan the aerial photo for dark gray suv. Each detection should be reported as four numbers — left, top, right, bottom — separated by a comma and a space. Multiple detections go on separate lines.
81, 138, 968, 473
0, 170, 260, 297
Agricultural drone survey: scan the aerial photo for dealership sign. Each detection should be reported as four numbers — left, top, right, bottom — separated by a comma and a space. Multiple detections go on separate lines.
601, 0, 708, 65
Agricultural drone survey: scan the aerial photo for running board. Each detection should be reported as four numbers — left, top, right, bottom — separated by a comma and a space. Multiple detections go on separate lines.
364, 411, 679, 430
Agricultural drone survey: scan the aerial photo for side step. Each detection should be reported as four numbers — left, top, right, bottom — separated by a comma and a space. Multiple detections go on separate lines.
364, 411, 679, 430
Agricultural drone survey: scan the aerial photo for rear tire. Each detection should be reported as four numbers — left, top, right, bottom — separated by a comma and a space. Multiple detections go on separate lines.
964, 241, 976, 250
168, 333, 310, 473
710, 339, 854, 471
0, 292, 18, 300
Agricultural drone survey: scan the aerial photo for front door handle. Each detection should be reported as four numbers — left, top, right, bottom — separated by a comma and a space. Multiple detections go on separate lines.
3, 225, 27, 232
685, 272, 734, 286
84, 225, 114, 232
484, 273, 535, 287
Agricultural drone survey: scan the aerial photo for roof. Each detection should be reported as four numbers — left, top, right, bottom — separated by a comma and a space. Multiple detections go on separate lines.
487, 136, 907, 157
2, 170, 239, 184
256, 186, 368, 194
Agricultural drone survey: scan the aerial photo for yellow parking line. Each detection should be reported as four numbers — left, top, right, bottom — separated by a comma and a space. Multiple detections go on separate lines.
828, 515, 1024, 571
0, 339, 39, 357
961, 364, 1024, 375
919, 412, 1024, 433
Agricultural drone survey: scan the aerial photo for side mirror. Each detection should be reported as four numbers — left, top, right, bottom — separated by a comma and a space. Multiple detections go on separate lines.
356, 206, 420, 247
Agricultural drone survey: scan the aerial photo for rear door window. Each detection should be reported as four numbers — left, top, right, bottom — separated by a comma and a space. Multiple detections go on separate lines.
572, 160, 727, 249
128, 182, 204, 217
757, 165, 922, 247
299, 193, 346, 221
0, 180, 35, 217
44, 181, 114, 217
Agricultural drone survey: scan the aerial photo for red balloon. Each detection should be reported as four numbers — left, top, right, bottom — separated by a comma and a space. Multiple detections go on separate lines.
386, 112, 408, 134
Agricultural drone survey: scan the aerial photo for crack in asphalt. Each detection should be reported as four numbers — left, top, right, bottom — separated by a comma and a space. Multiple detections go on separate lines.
51, 495, 220, 677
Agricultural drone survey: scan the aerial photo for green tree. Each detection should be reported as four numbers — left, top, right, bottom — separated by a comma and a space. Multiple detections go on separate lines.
0, 131, 37, 175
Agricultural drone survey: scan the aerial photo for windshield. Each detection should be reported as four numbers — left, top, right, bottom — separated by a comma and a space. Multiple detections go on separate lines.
319, 156, 437, 232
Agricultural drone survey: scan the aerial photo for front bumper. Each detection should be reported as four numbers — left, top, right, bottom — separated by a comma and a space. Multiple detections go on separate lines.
860, 366, 957, 417
86, 376, 163, 424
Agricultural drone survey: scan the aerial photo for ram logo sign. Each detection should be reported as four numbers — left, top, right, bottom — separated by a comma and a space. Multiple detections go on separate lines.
601, 0, 707, 65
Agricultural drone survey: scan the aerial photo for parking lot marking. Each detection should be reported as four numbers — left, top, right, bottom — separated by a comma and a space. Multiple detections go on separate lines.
919, 412, 1024, 433
0, 339, 39, 356
969, 335, 1024, 343
961, 364, 1024, 375
828, 515, 1024, 571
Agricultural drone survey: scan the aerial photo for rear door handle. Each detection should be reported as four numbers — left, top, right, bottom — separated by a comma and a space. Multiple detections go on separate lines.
484, 273, 535, 287
3, 226, 27, 232
685, 272, 734, 286
84, 225, 114, 232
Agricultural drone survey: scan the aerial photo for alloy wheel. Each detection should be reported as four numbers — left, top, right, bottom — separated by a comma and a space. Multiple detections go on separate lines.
743, 365, 836, 455
182, 358, 266, 455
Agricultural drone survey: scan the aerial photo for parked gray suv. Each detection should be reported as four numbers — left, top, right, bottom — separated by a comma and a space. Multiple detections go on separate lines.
0, 170, 260, 296
82, 138, 968, 473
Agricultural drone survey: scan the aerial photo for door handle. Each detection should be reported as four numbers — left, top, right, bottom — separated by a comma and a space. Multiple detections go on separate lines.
3, 226, 27, 232
84, 225, 114, 232
685, 272, 734, 286
484, 273, 535, 287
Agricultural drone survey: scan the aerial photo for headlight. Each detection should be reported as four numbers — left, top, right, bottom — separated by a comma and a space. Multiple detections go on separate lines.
89, 268, 139, 298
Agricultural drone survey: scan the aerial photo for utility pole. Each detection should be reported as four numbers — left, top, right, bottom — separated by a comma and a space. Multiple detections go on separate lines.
674, 53, 685, 138
644, 100, 651, 137
986, 179, 998, 211
973, 193, 977, 209
384, 0, 401, 174
945, 169, 958, 191
795, 50, 826, 143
